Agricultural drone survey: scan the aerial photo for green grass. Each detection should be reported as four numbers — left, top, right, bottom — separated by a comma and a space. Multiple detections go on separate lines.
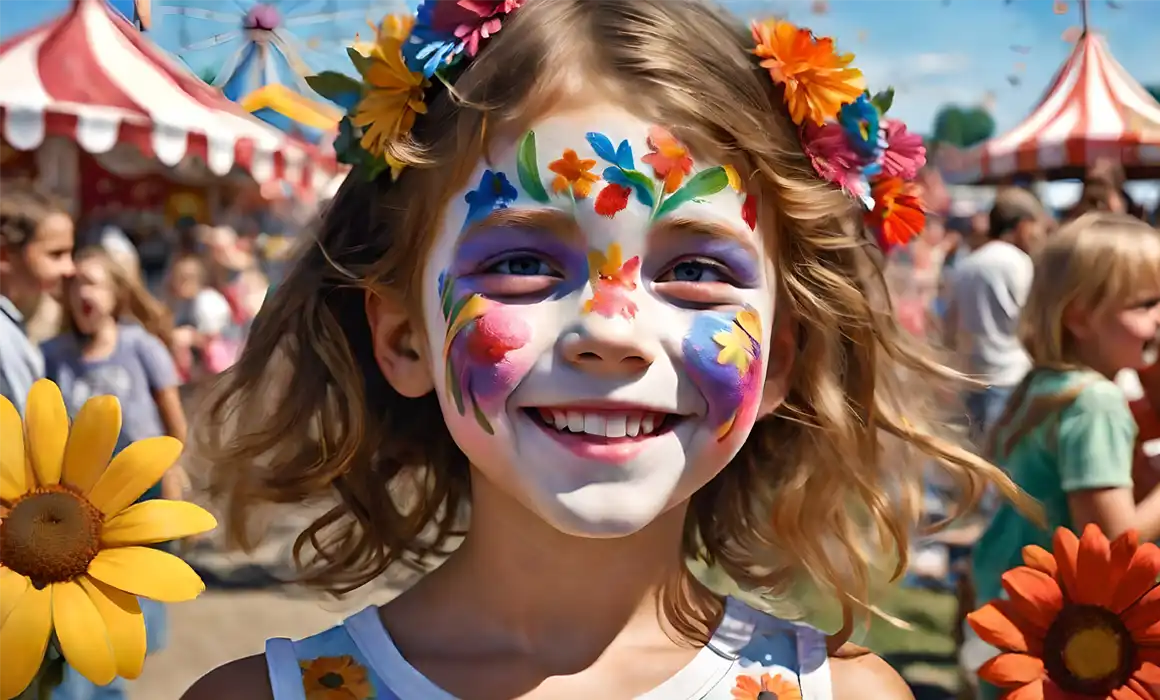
863, 586, 962, 699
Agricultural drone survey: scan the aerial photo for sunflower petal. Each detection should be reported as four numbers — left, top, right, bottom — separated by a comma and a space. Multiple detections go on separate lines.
1000, 568, 1063, 634
1052, 527, 1082, 604
1073, 523, 1113, 606
0, 582, 52, 700
1122, 585, 1160, 640
25, 379, 69, 487
1112, 543, 1160, 614
101, 500, 217, 547
1130, 662, 1160, 699
1112, 685, 1149, 700
967, 600, 1041, 654
0, 396, 28, 502
1004, 678, 1047, 700
978, 653, 1045, 687
0, 567, 30, 628
86, 437, 182, 517
78, 576, 146, 679
53, 579, 116, 686
87, 546, 205, 602
1021, 545, 1058, 578
62, 396, 121, 495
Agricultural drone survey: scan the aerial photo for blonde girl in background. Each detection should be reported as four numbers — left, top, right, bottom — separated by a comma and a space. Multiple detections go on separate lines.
40, 247, 189, 699
184, 1, 1023, 698
965, 213, 1160, 698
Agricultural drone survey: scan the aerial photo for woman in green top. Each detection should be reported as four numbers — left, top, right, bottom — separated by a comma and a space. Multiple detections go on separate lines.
964, 212, 1160, 698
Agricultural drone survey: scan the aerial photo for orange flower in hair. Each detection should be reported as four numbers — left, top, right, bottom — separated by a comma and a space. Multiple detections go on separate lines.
751, 19, 865, 126
865, 176, 925, 250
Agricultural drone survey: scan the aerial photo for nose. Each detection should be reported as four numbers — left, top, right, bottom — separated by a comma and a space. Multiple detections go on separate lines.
560, 327, 655, 378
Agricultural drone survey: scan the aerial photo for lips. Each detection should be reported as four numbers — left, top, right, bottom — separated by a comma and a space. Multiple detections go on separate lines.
523, 405, 681, 464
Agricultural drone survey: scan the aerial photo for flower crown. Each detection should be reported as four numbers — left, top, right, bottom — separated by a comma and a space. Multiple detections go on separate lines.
307, 2, 926, 251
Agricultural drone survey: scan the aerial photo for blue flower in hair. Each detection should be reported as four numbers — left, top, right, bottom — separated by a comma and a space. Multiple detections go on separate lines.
402, 1, 463, 77
838, 95, 883, 160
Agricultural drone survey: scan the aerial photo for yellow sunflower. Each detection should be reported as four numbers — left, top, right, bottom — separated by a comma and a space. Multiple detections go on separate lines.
351, 30, 429, 159
0, 380, 217, 700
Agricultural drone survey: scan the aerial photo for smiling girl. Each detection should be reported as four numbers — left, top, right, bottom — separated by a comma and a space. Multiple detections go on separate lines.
184, 1, 1018, 698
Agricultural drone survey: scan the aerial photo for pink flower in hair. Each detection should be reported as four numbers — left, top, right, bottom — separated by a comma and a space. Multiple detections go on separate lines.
450, 0, 525, 57
881, 119, 926, 180
801, 121, 869, 200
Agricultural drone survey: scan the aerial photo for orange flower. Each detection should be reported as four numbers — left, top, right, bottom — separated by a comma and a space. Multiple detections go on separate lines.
865, 176, 925, 250
732, 672, 803, 700
548, 149, 600, 199
750, 19, 866, 126
299, 655, 373, 700
967, 524, 1160, 699
641, 126, 694, 194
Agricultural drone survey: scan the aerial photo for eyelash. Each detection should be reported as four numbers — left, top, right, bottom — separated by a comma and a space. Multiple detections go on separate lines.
656, 257, 739, 286
480, 252, 562, 278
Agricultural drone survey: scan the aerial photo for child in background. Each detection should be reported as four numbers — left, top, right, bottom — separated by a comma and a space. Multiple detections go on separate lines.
165, 254, 239, 381
41, 247, 189, 699
965, 213, 1160, 698
185, 1, 1022, 698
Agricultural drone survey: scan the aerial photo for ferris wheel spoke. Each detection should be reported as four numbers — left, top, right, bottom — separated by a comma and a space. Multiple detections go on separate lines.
181, 31, 243, 53
285, 9, 374, 26
159, 6, 239, 22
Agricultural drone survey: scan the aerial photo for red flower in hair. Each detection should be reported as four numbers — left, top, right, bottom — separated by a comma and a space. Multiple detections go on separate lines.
865, 176, 925, 250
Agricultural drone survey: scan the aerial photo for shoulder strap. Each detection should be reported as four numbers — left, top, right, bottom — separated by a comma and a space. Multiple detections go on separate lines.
265, 637, 307, 700
795, 625, 833, 700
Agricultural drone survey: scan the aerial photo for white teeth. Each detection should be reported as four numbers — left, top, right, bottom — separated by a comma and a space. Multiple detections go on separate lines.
537, 409, 668, 438
641, 414, 656, 435
626, 413, 641, 437
605, 414, 627, 438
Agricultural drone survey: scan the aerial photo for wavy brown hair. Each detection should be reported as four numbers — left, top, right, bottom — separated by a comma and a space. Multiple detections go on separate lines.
191, 0, 1027, 634
63, 247, 175, 351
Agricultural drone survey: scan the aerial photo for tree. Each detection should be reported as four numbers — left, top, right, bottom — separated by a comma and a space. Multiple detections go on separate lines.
931, 104, 996, 149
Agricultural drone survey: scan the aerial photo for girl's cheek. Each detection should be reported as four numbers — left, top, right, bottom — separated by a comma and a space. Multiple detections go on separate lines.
463, 307, 536, 404
680, 305, 764, 443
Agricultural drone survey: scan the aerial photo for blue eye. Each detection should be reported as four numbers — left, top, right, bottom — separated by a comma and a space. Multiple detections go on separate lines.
668, 260, 728, 283
489, 255, 554, 276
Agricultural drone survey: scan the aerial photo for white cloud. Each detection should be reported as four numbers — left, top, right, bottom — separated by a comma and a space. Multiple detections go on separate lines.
912, 52, 971, 78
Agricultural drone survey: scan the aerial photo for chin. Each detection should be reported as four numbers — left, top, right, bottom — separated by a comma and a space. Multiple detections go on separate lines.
527, 485, 675, 539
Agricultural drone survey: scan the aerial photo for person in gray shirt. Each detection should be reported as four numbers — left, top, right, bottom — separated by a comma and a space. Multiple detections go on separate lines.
0, 186, 76, 413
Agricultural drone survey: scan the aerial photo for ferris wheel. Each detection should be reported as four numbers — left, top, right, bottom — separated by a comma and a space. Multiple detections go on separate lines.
159, 0, 408, 101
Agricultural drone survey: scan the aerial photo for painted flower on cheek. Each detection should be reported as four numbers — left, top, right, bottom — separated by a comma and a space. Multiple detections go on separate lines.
641, 126, 694, 194
548, 149, 601, 199
683, 307, 764, 441
584, 243, 641, 320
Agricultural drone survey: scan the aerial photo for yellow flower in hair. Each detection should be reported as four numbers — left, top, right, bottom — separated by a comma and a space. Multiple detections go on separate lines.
351, 31, 430, 159
0, 381, 216, 699
751, 19, 866, 126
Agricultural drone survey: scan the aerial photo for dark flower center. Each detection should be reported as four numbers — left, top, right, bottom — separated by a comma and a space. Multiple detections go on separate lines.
0, 486, 102, 588
318, 672, 345, 689
1043, 603, 1134, 694
757, 692, 781, 700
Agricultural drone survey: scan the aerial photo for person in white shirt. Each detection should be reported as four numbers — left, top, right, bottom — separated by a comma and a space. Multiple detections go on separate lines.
945, 187, 1051, 443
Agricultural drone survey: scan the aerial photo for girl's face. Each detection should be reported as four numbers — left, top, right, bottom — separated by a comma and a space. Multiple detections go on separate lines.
418, 104, 784, 537
1076, 293, 1160, 376
70, 258, 117, 334
170, 259, 204, 300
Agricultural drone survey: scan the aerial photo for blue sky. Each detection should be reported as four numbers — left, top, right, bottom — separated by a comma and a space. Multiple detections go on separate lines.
1, 0, 1156, 137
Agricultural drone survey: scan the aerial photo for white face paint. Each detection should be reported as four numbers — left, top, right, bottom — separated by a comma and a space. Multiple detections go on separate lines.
422, 104, 777, 537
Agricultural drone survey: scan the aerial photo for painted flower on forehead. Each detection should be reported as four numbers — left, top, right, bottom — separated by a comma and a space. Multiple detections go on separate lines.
866, 176, 925, 251
641, 126, 694, 194
881, 119, 927, 181
351, 31, 429, 158
968, 525, 1160, 700
403, 0, 524, 77
548, 149, 601, 200
463, 170, 518, 226
838, 95, 883, 159
751, 19, 866, 127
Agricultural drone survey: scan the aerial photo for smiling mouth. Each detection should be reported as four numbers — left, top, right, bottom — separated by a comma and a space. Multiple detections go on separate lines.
525, 407, 680, 439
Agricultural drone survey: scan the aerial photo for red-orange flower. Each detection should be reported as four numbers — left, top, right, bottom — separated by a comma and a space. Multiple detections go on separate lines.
865, 176, 925, 251
750, 19, 865, 126
732, 672, 803, 700
548, 149, 600, 199
967, 525, 1160, 699
641, 126, 694, 194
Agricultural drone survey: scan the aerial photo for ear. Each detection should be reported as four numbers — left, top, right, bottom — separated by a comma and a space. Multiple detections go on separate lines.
1062, 300, 1093, 340
365, 288, 434, 398
757, 309, 797, 417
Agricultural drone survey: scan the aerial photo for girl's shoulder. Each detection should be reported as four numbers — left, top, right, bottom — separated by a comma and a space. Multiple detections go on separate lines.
182, 599, 909, 700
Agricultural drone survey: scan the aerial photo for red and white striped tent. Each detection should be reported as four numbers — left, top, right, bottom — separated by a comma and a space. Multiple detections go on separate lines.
0, 0, 339, 196
941, 32, 1160, 184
